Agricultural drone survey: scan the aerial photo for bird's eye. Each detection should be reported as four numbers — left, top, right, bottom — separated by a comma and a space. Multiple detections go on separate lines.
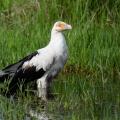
57, 23, 65, 29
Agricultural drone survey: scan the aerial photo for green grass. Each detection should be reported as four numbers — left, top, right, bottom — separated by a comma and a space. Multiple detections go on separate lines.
0, 0, 120, 119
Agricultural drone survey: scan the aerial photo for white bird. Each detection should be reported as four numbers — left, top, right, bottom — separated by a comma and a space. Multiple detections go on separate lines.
0, 21, 72, 100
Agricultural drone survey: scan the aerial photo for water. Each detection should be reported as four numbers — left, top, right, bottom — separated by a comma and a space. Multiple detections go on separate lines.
25, 110, 50, 120
0, 74, 120, 119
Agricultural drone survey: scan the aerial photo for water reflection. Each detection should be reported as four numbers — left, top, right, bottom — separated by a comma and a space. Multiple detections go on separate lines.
26, 108, 64, 120
26, 110, 50, 120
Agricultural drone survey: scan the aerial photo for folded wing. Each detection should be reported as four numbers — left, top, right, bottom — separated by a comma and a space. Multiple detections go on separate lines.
1, 49, 55, 95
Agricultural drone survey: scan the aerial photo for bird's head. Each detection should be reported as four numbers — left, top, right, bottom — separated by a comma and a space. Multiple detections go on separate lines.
52, 21, 72, 32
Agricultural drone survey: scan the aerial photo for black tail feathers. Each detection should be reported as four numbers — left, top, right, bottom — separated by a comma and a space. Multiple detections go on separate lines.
0, 70, 9, 82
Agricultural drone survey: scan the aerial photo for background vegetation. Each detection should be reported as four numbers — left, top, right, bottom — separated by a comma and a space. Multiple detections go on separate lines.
0, 0, 120, 119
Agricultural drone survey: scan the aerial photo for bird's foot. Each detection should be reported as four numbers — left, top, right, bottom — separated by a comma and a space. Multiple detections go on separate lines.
37, 88, 47, 102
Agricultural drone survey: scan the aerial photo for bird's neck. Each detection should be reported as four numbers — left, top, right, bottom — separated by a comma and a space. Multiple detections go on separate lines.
49, 29, 66, 47
44, 29, 68, 56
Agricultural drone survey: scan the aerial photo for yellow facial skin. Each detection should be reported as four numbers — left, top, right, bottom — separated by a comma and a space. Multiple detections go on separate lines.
56, 22, 65, 31
58, 22, 65, 30
55, 22, 72, 31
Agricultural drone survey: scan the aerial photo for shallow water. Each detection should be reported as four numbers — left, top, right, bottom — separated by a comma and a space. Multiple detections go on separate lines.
0, 74, 120, 119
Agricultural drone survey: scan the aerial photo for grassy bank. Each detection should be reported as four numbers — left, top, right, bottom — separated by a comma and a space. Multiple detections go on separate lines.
0, 0, 120, 119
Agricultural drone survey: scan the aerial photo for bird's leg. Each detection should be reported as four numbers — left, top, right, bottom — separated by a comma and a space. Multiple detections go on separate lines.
46, 75, 55, 99
37, 78, 47, 101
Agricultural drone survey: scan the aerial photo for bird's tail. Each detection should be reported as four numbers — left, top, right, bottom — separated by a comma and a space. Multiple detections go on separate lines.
0, 70, 9, 82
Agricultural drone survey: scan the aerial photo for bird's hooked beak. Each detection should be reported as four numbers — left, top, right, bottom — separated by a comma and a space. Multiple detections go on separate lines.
65, 24, 72, 30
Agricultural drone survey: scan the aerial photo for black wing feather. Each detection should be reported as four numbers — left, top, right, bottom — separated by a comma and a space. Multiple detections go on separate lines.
1, 51, 46, 96
3, 51, 38, 74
